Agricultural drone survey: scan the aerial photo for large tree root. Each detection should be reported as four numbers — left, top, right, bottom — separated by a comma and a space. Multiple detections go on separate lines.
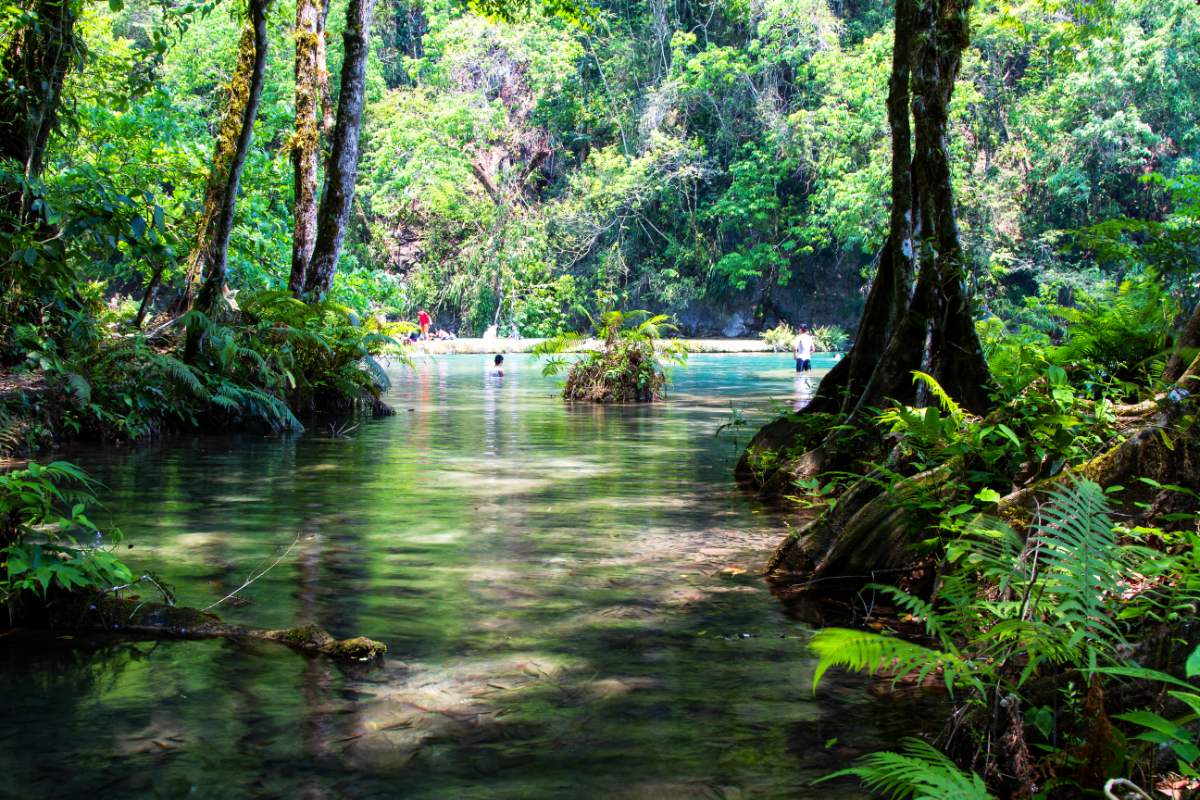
768, 460, 959, 588
767, 395, 1199, 596
11, 595, 387, 663
998, 400, 1196, 528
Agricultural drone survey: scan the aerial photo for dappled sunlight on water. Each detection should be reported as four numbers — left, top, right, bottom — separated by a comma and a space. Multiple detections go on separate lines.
0, 353, 933, 799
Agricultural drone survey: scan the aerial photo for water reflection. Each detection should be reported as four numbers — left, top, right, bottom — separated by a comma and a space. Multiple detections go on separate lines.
0, 353, 929, 799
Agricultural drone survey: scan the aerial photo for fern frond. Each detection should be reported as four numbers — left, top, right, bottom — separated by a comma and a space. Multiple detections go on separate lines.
531, 332, 585, 355
818, 737, 994, 800
864, 584, 958, 653
64, 371, 91, 404
360, 356, 391, 393
911, 370, 964, 424
809, 628, 981, 695
149, 353, 206, 396
1034, 478, 1126, 662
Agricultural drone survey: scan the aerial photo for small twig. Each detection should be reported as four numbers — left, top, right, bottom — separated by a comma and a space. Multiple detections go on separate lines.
202, 529, 303, 612
1104, 778, 1153, 800
106, 573, 176, 606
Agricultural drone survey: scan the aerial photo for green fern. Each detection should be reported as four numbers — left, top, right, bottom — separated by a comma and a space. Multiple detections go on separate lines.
809, 627, 982, 695
817, 737, 994, 800
864, 584, 959, 654
911, 370, 964, 425
147, 352, 206, 397
1035, 478, 1126, 665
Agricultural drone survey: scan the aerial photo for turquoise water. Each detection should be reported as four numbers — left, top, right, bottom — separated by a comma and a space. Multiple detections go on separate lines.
0, 353, 920, 799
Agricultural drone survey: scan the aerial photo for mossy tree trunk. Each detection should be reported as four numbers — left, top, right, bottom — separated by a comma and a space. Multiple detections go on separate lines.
287, 0, 331, 297
0, 0, 80, 222
301, 0, 376, 301
183, 0, 273, 361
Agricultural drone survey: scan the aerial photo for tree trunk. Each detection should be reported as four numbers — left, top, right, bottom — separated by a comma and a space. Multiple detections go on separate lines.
317, 0, 335, 138
739, 0, 990, 492
808, 0, 919, 418
302, 0, 377, 302
134, 261, 166, 328
0, 0, 80, 221
1164, 301, 1200, 384
174, 17, 261, 314
184, 0, 273, 361
288, 0, 324, 296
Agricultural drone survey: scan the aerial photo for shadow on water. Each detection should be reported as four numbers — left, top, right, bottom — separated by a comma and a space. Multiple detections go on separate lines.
0, 354, 936, 799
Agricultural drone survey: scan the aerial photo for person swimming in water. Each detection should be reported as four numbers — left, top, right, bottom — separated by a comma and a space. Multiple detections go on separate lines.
490, 354, 505, 377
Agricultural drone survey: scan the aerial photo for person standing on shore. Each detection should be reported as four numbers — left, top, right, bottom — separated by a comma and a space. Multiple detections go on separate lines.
793, 324, 814, 373
417, 309, 431, 340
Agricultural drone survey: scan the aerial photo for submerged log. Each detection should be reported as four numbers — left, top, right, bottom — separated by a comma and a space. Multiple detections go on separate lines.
20, 596, 387, 663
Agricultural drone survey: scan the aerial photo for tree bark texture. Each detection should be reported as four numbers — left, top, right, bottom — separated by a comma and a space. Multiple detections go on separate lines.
184, 0, 273, 361
288, 0, 324, 296
0, 0, 80, 221
302, 0, 377, 301
176, 9, 267, 316
1164, 301, 1200, 384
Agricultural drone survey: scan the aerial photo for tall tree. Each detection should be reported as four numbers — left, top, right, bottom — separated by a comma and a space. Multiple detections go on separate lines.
811, 0, 989, 419
287, 0, 331, 296
300, 0, 377, 301
741, 0, 990, 488
184, 0, 273, 360
0, 0, 81, 221
738, 0, 991, 580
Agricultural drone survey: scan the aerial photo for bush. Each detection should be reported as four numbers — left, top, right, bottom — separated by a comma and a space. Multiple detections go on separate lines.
535, 310, 687, 402
811, 325, 849, 352
760, 322, 795, 351
761, 323, 849, 353
1, 462, 132, 606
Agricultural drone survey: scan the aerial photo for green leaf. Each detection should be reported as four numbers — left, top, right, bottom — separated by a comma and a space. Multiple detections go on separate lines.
1114, 710, 1190, 742
1187, 645, 1200, 679
996, 424, 1021, 447
975, 488, 1001, 504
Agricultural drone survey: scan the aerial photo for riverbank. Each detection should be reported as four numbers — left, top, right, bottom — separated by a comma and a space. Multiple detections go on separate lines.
401, 337, 783, 355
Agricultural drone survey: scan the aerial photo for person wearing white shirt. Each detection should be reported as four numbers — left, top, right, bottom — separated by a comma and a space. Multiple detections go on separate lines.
793, 324, 815, 373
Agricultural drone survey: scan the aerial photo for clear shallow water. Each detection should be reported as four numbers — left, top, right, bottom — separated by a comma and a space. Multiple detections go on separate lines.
1, 353, 921, 799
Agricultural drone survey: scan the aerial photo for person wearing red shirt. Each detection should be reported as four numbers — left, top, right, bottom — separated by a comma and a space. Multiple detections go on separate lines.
417, 309, 431, 340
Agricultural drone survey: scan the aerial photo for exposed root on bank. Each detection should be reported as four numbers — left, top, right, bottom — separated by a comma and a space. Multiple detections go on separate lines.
755, 386, 1200, 597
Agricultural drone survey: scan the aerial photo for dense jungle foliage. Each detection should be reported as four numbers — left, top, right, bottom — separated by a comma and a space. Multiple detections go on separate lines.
5, 0, 1197, 339
4, 0, 1200, 796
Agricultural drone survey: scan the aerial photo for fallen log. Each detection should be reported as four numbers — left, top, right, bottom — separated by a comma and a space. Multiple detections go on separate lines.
13, 595, 387, 663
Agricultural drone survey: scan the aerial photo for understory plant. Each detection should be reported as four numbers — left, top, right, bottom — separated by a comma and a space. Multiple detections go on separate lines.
534, 310, 688, 402
760, 323, 850, 353
811, 325, 849, 353
809, 478, 1200, 797
1, 461, 132, 609
761, 322, 796, 351
2, 285, 405, 449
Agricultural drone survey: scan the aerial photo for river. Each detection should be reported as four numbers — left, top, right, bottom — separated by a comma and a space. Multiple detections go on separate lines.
0, 353, 922, 799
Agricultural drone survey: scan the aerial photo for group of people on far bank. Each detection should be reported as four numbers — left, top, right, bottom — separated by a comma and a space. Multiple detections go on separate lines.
404, 309, 456, 343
